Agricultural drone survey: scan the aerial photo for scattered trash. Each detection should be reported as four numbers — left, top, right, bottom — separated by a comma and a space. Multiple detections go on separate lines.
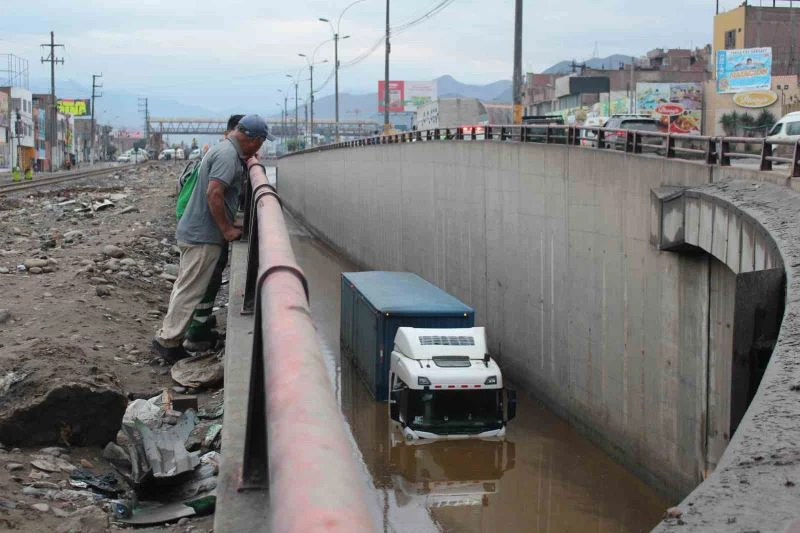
92, 199, 115, 211
122, 398, 163, 427
102, 442, 131, 468
198, 403, 223, 420
203, 424, 222, 452
116, 501, 195, 526
118, 410, 199, 485
70, 468, 124, 497
170, 352, 223, 389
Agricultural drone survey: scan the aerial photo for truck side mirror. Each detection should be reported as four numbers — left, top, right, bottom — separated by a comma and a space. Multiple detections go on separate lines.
506, 389, 517, 422
389, 389, 402, 423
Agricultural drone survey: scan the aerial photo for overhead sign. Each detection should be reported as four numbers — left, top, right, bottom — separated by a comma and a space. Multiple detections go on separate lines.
733, 90, 778, 108
716, 47, 772, 94
378, 80, 437, 113
57, 99, 91, 117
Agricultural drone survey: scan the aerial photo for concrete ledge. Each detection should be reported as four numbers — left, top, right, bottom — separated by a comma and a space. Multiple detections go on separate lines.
654, 179, 800, 532
214, 241, 270, 533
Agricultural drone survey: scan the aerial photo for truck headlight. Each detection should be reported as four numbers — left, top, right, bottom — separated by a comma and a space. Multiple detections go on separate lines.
418, 377, 431, 386
484, 376, 497, 385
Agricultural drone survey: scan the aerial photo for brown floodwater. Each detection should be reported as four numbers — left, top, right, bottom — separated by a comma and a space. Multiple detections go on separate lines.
287, 217, 670, 533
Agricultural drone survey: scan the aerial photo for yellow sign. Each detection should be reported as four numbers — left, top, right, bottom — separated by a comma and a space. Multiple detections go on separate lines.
57, 99, 90, 117
733, 90, 778, 109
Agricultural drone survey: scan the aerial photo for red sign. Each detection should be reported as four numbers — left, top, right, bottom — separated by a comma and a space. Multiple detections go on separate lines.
654, 103, 684, 117
378, 81, 405, 113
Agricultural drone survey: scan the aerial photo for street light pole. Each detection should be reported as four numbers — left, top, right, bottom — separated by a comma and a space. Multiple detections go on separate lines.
384, 0, 391, 132
513, 0, 523, 125
299, 44, 329, 147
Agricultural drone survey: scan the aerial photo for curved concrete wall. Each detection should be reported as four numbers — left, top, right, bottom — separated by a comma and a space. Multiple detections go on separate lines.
277, 142, 800, 529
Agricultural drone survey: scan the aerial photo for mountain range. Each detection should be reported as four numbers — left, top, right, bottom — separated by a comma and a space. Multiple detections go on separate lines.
543, 54, 635, 74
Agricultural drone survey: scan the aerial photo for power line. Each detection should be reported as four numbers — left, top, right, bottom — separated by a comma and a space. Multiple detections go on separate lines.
341, 0, 458, 70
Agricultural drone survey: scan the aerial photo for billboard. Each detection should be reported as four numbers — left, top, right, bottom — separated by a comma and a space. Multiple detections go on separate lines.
378, 80, 437, 112
716, 47, 772, 94
637, 82, 703, 134
57, 99, 91, 117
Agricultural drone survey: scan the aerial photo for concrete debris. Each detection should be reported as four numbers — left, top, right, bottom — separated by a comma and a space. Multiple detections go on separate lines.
0, 341, 126, 446
5, 463, 24, 471
102, 244, 125, 258
120, 206, 139, 214
102, 442, 130, 468
95, 285, 112, 297
665, 507, 683, 519
32, 502, 50, 512
23, 258, 48, 269
0, 309, 11, 324
170, 353, 223, 389
31, 457, 75, 473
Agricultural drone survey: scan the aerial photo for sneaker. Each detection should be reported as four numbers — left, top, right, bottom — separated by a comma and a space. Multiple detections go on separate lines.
183, 329, 224, 353
151, 338, 191, 363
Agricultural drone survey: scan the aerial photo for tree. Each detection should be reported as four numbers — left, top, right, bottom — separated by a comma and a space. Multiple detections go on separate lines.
755, 109, 777, 135
720, 111, 739, 137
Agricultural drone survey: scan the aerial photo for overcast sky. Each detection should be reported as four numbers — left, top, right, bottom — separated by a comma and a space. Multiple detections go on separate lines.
1, 0, 719, 114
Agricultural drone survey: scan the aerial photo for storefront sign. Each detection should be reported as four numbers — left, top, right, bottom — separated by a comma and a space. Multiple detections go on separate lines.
57, 99, 91, 117
733, 90, 778, 108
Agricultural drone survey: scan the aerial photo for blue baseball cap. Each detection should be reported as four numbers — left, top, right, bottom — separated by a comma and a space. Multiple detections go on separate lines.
237, 114, 275, 141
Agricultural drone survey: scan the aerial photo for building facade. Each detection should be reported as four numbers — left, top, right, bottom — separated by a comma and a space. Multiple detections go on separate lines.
414, 98, 513, 130
714, 1, 800, 76
0, 86, 34, 171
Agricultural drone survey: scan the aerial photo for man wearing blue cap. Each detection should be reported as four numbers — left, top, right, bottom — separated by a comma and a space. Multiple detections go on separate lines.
153, 114, 274, 361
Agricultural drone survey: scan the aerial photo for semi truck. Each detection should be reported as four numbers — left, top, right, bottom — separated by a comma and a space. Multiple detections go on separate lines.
340, 271, 516, 441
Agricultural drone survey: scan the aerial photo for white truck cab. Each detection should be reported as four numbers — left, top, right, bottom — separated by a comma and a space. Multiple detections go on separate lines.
388, 327, 516, 441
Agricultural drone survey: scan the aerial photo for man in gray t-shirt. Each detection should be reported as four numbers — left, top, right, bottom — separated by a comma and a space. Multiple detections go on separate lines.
152, 114, 274, 361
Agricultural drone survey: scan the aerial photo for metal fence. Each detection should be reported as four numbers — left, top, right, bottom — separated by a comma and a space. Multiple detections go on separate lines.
237, 164, 374, 532
286, 124, 800, 178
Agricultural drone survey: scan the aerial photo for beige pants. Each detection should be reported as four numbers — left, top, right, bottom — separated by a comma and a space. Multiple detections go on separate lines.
156, 241, 222, 347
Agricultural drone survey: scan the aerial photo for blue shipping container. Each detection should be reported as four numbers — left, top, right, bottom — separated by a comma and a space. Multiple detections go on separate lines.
340, 271, 475, 401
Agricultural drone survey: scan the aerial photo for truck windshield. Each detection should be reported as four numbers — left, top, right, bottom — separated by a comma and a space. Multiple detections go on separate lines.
405, 390, 503, 434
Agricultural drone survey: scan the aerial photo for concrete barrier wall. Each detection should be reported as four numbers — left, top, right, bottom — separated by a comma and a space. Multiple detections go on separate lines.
278, 142, 723, 499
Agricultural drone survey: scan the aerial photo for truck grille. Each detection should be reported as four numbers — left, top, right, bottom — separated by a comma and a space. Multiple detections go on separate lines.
419, 336, 475, 346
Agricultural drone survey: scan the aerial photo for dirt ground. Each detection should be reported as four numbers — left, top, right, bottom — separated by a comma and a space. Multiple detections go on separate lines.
0, 162, 221, 532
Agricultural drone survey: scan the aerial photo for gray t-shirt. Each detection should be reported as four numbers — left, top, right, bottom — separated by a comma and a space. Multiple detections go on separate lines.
176, 137, 245, 245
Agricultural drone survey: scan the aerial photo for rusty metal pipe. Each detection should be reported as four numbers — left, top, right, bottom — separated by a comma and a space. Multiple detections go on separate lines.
248, 164, 374, 533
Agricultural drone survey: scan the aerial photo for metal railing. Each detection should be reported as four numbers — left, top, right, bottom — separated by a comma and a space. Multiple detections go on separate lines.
238, 164, 374, 532
285, 124, 800, 178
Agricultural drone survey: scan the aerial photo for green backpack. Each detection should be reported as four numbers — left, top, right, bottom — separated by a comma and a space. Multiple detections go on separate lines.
176, 161, 201, 220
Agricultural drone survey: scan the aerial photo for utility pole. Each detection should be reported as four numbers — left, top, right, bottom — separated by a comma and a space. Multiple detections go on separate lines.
513, 0, 523, 124
294, 82, 299, 146
383, 0, 391, 133
283, 94, 288, 151
310, 64, 315, 146
40, 31, 64, 172
138, 97, 149, 155
90, 73, 102, 165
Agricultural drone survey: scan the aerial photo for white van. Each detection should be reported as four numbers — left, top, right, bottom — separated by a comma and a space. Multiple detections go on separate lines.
158, 149, 176, 160
766, 112, 800, 154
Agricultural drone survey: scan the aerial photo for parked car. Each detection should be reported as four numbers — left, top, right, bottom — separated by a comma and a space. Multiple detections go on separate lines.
116, 154, 131, 162
602, 116, 661, 151
579, 116, 609, 147
176, 148, 185, 160
766, 111, 800, 157
158, 149, 176, 160
188, 148, 202, 160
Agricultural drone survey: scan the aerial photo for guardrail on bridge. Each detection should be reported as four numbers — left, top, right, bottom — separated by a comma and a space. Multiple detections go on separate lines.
287, 124, 800, 178
236, 163, 374, 532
